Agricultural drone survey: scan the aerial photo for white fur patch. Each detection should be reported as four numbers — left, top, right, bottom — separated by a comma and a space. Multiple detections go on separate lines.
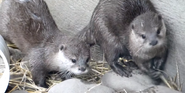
51, 50, 88, 75
70, 66, 89, 75
51, 50, 74, 71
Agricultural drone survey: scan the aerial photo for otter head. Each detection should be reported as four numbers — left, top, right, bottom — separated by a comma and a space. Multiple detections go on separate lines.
129, 12, 167, 59
52, 39, 90, 77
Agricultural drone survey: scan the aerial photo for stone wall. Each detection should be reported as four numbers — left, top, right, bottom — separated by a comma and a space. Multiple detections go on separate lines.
45, 0, 99, 35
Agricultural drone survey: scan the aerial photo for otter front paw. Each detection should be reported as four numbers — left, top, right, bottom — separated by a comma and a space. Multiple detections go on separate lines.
37, 80, 48, 88
32, 74, 48, 88
111, 63, 132, 77
31, 69, 48, 88
149, 69, 162, 79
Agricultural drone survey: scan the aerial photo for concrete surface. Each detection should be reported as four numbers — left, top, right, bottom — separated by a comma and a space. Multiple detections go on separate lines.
45, 0, 99, 35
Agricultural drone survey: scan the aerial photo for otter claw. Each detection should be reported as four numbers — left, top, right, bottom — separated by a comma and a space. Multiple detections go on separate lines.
111, 63, 132, 77
149, 70, 162, 79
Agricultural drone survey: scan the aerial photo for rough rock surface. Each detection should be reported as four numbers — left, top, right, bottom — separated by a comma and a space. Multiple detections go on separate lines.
134, 86, 182, 93
102, 71, 182, 93
48, 78, 115, 93
101, 70, 155, 92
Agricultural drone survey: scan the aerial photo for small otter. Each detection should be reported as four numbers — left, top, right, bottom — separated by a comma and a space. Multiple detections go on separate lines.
26, 36, 90, 87
80, 0, 168, 80
0, 0, 90, 87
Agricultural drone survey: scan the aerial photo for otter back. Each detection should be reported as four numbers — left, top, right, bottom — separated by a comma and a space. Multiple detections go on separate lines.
0, 0, 60, 53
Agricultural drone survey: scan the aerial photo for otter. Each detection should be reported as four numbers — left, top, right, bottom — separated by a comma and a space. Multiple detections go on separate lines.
26, 36, 90, 87
79, 0, 168, 80
0, 0, 90, 87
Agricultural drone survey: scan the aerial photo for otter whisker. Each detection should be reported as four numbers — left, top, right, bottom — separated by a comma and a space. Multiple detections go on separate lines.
135, 44, 143, 55
56, 69, 74, 79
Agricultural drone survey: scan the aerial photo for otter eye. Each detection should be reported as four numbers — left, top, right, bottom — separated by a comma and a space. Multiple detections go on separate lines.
60, 45, 64, 50
71, 59, 76, 63
141, 34, 146, 39
86, 57, 90, 63
157, 28, 160, 35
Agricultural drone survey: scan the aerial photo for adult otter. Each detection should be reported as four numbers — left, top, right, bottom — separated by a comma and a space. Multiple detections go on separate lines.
0, 0, 90, 87
79, 0, 168, 80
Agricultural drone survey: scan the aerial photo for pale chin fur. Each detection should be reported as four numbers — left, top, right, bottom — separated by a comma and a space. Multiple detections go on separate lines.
51, 50, 88, 75
129, 26, 166, 60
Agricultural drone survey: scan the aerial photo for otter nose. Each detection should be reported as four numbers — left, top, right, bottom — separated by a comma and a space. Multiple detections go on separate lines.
78, 67, 86, 72
150, 40, 158, 46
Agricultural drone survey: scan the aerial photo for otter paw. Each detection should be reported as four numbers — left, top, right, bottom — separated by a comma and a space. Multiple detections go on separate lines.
37, 81, 48, 88
149, 70, 162, 79
111, 63, 132, 77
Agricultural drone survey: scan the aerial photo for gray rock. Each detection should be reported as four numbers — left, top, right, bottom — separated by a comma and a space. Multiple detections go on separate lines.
11, 90, 28, 93
48, 78, 115, 93
134, 86, 182, 93
48, 78, 95, 93
87, 84, 115, 93
101, 70, 155, 92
